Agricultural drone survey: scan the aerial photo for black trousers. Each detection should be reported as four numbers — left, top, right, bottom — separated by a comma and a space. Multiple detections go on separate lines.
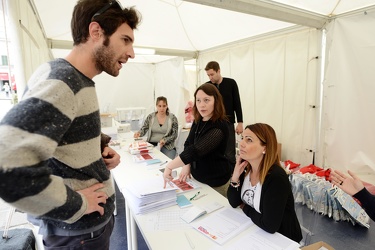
43, 215, 114, 250
226, 123, 236, 170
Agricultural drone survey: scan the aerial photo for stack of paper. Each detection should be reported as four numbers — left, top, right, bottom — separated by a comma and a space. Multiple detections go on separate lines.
132, 153, 158, 163
128, 140, 154, 154
123, 176, 178, 214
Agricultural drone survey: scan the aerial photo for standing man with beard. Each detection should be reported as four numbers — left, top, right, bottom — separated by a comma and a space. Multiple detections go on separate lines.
205, 61, 243, 170
0, 1, 141, 249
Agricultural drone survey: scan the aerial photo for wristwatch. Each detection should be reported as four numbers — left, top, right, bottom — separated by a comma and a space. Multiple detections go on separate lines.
230, 179, 240, 188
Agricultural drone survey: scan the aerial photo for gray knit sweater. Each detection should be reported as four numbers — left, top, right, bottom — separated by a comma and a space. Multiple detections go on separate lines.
139, 112, 179, 150
0, 59, 115, 236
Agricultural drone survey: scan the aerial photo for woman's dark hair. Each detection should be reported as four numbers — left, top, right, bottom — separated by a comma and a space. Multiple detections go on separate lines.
71, 0, 142, 45
156, 96, 170, 115
192, 83, 227, 123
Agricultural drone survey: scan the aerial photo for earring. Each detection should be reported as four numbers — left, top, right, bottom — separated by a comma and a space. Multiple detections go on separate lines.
262, 151, 265, 154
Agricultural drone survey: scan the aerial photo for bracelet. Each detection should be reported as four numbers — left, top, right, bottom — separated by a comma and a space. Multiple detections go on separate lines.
230, 179, 240, 188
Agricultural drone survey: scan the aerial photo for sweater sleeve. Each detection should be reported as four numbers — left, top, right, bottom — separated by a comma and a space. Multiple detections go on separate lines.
139, 113, 153, 137
101, 133, 111, 152
353, 187, 375, 221
0, 78, 86, 223
227, 173, 246, 207
163, 114, 179, 145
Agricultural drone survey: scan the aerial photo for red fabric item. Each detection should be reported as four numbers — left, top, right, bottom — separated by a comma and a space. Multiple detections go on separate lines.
299, 164, 323, 174
284, 160, 300, 169
315, 168, 331, 181
184, 101, 194, 123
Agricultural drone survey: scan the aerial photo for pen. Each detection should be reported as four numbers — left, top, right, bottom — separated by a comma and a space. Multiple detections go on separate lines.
193, 193, 207, 200
189, 191, 200, 201
160, 161, 168, 166
185, 232, 195, 249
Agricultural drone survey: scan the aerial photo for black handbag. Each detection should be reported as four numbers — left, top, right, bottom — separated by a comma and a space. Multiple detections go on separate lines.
0, 207, 36, 250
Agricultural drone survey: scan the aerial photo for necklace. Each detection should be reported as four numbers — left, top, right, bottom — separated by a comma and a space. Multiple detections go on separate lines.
194, 119, 209, 141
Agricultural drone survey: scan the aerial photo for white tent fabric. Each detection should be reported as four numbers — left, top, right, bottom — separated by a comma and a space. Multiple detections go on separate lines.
94, 57, 188, 125
31, 0, 375, 58
198, 28, 320, 167
323, 9, 375, 181
33, 0, 295, 55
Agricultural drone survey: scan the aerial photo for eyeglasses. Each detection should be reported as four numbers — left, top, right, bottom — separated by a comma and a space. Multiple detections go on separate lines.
91, 0, 123, 21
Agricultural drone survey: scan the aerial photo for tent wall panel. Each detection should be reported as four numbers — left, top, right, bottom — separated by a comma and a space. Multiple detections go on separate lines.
323, 10, 375, 182
94, 63, 155, 116
198, 28, 320, 166
94, 58, 189, 126
283, 30, 322, 167
154, 57, 188, 124
230, 43, 256, 126
7, 0, 52, 96
253, 34, 285, 132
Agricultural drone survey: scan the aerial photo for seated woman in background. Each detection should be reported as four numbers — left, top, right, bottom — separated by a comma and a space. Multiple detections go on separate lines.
227, 123, 302, 243
134, 96, 178, 159
163, 83, 231, 197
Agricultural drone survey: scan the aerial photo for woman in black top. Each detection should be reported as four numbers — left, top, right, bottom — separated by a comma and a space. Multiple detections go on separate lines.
227, 123, 302, 242
163, 83, 231, 197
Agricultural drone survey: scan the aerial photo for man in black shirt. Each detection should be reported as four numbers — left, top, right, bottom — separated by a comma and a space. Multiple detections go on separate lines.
205, 61, 243, 168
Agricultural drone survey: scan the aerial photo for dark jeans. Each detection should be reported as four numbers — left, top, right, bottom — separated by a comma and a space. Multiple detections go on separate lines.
150, 141, 176, 159
226, 123, 236, 170
43, 215, 114, 250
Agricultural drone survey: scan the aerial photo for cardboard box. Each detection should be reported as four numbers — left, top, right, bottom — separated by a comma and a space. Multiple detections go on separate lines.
100, 113, 114, 127
301, 241, 335, 250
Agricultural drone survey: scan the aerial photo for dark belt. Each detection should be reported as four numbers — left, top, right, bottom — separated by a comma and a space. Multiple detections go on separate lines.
87, 225, 106, 239
85, 215, 114, 239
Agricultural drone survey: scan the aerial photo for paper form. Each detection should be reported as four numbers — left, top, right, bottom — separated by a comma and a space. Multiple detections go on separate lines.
145, 210, 192, 231
209, 226, 300, 250
191, 207, 253, 245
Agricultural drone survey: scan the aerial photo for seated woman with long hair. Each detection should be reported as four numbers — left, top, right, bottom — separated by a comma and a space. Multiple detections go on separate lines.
134, 96, 178, 159
227, 123, 302, 243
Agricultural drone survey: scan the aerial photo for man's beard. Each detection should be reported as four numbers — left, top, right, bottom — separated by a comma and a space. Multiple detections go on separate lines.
93, 37, 119, 77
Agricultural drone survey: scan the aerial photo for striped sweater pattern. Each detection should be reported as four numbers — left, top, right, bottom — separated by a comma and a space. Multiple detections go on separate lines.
0, 59, 115, 232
